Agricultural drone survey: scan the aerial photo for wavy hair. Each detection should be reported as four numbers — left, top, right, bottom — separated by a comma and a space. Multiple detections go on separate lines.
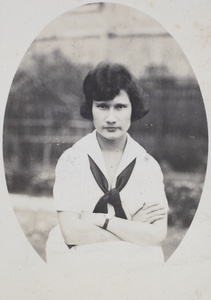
80, 62, 149, 122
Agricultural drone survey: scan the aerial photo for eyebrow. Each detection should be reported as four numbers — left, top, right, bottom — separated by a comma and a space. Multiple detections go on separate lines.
93, 100, 129, 105
93, 101, 108, 105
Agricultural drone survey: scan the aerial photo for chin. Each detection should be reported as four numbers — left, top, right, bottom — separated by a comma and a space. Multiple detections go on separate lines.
103, 133, 124, 141
106, 136, 119, 141
97, 129, 127, 141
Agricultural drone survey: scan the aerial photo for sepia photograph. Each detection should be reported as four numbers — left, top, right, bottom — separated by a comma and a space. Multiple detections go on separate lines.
1, 1, 211, 299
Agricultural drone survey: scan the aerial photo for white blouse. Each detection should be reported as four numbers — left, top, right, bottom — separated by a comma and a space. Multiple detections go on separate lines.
53, 130, 168, 218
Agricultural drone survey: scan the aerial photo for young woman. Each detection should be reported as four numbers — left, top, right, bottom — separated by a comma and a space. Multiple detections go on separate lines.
46, 62, 168, 278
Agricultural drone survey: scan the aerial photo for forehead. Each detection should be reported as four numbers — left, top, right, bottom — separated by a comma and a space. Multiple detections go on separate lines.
94, 90, 130, 104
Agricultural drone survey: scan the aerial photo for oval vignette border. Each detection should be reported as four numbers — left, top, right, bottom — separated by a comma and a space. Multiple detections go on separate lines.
0, 1, 211, 299
3, 1, 208, 261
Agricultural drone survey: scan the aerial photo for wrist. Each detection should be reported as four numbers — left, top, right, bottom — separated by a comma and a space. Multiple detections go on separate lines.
102, 212, 114, 230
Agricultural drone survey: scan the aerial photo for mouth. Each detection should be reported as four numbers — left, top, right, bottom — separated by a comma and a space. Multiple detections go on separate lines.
104, 127, 119, 131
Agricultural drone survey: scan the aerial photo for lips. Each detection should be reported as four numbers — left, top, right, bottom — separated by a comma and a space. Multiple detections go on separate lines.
104, 127, 119, 131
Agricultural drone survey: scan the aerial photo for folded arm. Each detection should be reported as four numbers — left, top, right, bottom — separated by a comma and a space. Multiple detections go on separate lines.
57, 211, 121, 246
106, 213, 167, 246
58, 202, 167, 247
80, 202, 168, 247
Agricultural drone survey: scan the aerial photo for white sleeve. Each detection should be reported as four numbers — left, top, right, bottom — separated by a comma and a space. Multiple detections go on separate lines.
53, 149, 82, 213
141, 157, 169, 210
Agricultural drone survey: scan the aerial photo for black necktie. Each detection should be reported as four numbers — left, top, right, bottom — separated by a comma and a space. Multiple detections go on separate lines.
88, 155, 136, 219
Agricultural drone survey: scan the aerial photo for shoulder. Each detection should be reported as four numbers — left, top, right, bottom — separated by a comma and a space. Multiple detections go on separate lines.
137, 153, 164, 183
56, 132, 94, 172
130, 140, 165, 189
138, 151, 160, 168
129, 137, 163, 175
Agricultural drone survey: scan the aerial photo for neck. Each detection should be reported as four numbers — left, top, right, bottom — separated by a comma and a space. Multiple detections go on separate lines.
96, 132, 127, 153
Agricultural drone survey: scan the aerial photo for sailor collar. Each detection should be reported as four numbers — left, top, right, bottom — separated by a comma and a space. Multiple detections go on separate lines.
85, 130, 146, 185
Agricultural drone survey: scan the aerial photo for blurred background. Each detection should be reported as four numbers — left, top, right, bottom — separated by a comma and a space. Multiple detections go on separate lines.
3, 3, 208, 261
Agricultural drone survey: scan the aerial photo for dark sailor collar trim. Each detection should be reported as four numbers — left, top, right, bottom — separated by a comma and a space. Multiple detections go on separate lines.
85, 130, 146, 185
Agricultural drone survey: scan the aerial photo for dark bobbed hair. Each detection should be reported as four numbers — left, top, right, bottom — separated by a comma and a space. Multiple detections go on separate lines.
80, 62, 150, 122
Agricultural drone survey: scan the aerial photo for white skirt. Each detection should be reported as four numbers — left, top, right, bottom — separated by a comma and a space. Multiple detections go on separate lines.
46, 225, 165, 276
46, 226, 166, 299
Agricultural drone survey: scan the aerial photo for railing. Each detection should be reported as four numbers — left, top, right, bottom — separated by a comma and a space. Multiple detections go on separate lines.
4, 119, 94, 167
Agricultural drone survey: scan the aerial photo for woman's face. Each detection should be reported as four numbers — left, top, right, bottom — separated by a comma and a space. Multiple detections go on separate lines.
92, 90, 132, 141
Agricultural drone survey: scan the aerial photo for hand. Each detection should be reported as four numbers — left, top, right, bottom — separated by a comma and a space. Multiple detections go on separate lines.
132, 203, 168, 224
80, 211, 105, 227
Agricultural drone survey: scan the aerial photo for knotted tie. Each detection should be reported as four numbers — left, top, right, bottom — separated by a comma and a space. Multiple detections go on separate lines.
88, 155, 136, 219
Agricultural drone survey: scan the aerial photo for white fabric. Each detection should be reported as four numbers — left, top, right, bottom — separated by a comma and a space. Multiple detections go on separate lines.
46, 130, 168, 275
53, 130, 168, 217
46, 225, 164, 275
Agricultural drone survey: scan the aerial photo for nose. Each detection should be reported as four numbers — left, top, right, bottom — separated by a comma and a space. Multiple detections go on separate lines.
105, 107, 117, 123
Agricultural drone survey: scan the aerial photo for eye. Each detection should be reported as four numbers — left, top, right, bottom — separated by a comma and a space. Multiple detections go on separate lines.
116, 104, 127, 110
95, 103, 108, 110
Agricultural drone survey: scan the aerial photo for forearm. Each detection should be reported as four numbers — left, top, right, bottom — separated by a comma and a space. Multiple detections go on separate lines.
58, 213, 121, 246
106, 217, 167, 246
82, 212, 167, 247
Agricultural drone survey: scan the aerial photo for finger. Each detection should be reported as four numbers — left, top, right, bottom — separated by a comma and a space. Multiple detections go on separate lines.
140, 212, 166, 222
132, 217, 149, 223
132, 207, 167, 221
138, 210, 166, 222
132, 215, 146, 222
146, 212, 167, 221
147, 215, 166, 224
132, 203, 146, 216
141, 203, 163, 211
143, 205, 167, 214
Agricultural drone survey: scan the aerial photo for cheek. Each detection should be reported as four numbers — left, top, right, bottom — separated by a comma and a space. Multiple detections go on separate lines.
92, 116, 98, 128
92, 111, 102, 128
92, 107, 98, 123
121, 113, 132, 129
126, 111, 132, 128
126, 108, 132, 122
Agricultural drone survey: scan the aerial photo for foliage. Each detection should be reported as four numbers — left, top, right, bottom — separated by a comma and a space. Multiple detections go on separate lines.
163, 166, 205, 228
5, 50, 91, 122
